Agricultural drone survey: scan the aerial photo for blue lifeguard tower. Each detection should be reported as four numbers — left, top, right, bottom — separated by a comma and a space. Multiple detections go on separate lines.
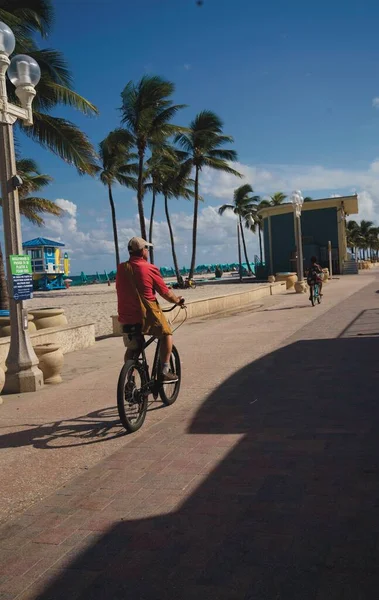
22, 237, 70, 291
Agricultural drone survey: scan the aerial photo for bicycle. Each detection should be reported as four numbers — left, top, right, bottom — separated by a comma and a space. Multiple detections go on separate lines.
117, 302, 187, 433
309, 281, 322, 307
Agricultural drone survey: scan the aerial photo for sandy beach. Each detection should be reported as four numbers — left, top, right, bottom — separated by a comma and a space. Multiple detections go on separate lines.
25, 278, 263, 338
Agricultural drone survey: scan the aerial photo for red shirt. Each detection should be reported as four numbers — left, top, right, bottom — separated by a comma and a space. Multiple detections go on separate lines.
116, 256, 170, 324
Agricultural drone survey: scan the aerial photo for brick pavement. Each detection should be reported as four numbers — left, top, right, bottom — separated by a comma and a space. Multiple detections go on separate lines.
1, 274, 379, 598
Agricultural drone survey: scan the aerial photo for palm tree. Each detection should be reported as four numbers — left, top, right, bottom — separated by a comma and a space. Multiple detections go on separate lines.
247, 198, 271, 265
367, 226, 379, 261
0, 157, 63, 309
359, 220, 375, 259
219, 184, 259, 274
160, 157, 194, 283
270, 192, 287, 206
120, 75, 185, 239
175, 111, 242, 279
2, 1, 98, 174
99, 129, 138, 268
145, 144, 178, 264
346, 220, 361, 257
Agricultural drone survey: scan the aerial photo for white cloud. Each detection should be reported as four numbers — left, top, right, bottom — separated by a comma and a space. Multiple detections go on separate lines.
55, 198, 77, 217
373, 97, 379, 109
21, 155, 379, 273
118, 205, 259, 268
23, 198, 118, 268
200, 158, 379, 223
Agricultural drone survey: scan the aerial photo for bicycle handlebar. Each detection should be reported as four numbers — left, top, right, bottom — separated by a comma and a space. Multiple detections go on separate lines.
162, 299, 185, 313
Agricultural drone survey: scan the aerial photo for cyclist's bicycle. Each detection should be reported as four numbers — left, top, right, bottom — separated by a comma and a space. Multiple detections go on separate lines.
309, 281, 322, 307
117, 303, 186, 434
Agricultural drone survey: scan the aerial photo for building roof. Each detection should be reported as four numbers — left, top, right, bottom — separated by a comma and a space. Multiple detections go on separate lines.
23, 237, 65, 248
258, 195, 359, 219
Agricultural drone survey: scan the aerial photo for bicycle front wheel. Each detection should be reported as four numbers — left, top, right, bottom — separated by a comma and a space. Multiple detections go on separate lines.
158, 345, 181, 406
117, 360, 148, 433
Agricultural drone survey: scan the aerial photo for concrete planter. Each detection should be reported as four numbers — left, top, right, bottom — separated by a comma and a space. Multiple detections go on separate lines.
0, 314, 36, 338
34, 343, 64, 384
29, 308, 68, 330
276, 272, 298, 290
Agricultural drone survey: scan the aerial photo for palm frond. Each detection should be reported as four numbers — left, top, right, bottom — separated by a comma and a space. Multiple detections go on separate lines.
26, 48, 73, 87
16, 158, 39, 173
0, 0, 53, 38
218, 204, 234, 216
43, 83, 99, 116
190, 110, 224, 134
207, 148, 238, 161
152, 105, 187, 129
22, 112, 98, 175
116, 174, 138, 189
19, 174, 53, 196
20, 196, 62, 216
202, 157, 242, 177
233, 184, 254, 204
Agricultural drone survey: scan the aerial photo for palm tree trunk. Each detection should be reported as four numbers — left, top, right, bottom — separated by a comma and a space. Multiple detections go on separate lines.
0, 243, 9, 311
164, 194, 181, 282
237, 223, 242, 282
137, 149, 147, 239
148, 187, 156, 264
239, 216, 252, 274
189, 166, 199, 280
108, 184, 120, 268
258, 225, 263, 264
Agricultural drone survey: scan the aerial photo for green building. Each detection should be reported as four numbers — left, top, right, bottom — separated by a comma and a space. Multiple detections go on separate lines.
259, 195, 359, 276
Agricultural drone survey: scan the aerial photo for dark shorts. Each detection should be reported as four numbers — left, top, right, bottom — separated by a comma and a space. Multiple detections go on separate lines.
122, 323, 143, 350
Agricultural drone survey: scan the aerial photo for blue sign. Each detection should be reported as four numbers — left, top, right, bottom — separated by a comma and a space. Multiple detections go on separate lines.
12, 274, 33, 301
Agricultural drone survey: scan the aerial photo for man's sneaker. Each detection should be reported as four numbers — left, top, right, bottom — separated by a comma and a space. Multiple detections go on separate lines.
161, 371, 179, 383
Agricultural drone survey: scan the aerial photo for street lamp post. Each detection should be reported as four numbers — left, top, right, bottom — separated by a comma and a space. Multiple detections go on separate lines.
291, 190, 307, 294
0, 21, 43, 392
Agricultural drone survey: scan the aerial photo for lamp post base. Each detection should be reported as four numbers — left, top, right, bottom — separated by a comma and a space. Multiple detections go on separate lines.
4, 365, 43, 394
294, 280, 308, 294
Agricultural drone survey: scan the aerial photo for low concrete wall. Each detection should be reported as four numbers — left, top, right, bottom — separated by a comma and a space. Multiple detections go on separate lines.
0, 321, 95, 365
112, 282, 286, 336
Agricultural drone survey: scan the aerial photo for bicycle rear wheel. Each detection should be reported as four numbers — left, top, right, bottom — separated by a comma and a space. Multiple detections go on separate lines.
310, 286, 315, 307
117, 360, 148, 433
158, 345, 181, 406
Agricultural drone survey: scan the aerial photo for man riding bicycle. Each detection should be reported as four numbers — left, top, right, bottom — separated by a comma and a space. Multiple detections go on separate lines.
116, 237, 183, 383
307, 256, 323, 300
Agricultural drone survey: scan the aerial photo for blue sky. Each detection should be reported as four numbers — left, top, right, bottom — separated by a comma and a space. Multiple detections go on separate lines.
16, 0, 379, 273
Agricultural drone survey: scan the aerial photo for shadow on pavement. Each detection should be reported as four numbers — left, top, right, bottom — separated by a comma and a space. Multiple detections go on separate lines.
0, 397, 167, 450
0, 407, 126, 450
16, 333, 379, 599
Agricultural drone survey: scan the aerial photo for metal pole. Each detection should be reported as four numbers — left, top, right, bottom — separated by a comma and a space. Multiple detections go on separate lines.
297, 212, 304, 281
237, 223, 242, 282
0, 122, 43, 393
293, 208, 298, 275
328, 240, 333, 279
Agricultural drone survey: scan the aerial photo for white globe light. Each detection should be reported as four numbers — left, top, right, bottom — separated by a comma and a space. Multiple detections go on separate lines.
291, 191, 299, 206
8, 54, 41, 87
0, 21, 15, 57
